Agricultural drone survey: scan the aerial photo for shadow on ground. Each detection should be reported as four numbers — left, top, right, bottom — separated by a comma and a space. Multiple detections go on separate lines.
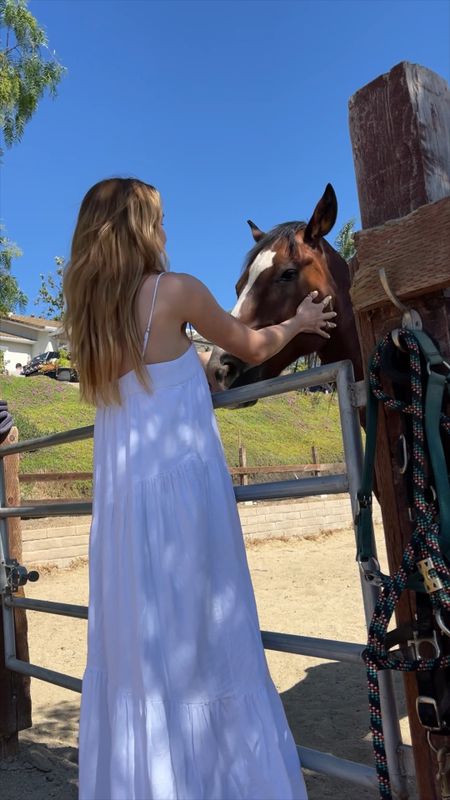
281, 660, 410, 800
1, 700, 79, 800
3, 666, 413, 800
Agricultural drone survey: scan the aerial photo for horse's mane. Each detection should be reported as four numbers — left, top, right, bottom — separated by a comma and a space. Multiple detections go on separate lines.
241, 221, 307, 276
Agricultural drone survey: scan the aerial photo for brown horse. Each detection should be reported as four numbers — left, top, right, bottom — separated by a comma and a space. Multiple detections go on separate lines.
206, 184, 363, 394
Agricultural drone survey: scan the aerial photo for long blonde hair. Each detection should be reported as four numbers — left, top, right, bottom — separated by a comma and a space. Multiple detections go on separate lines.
63, 178, 167, 406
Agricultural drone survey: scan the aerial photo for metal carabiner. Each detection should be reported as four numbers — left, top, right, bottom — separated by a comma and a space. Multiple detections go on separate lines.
435, 609, 450, 639
358, 556, 385, 587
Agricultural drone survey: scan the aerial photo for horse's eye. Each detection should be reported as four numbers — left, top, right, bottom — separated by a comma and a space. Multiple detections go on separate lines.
278, 268, 298, 282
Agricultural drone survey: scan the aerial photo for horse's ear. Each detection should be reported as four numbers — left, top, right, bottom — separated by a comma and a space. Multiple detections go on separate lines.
304, 184, 338, 245
247, 220, 265, 243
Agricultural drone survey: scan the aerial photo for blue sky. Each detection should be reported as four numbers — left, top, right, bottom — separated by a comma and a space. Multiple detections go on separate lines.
2, 0, 449, 315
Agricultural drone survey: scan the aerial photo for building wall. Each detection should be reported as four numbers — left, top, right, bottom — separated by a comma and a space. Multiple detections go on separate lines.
31, 333, 58, 357
0, 327, 63, 373
1, 342, 33, 373
21, 494, 383, 569
0, 331, 61, 374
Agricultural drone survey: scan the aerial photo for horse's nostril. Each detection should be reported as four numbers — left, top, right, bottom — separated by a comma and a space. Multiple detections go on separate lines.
222, 361, 239, 380
215, 367, 228, 383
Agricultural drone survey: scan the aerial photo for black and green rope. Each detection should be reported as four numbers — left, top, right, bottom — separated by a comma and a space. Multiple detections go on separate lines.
360, 329, 450, 799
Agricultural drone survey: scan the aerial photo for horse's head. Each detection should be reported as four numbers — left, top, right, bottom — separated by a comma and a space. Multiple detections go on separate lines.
207, 184, 362, 395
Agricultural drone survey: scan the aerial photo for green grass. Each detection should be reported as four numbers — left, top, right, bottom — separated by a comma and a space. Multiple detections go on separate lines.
1, 377, 94, 472
216, 392, 344, 466
1, 375, 344, 497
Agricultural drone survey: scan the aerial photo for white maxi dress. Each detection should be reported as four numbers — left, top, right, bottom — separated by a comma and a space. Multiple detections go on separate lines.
79, 274, 308, 800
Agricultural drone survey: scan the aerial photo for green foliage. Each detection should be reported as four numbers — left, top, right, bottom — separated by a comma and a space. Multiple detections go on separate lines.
0, 1, 63, 313
334, 218, 356, 262
0, 224, 27, 313
0, 0, 65, 149
35, 256, 65, 319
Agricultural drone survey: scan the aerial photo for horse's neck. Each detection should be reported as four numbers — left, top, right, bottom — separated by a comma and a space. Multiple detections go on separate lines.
319, 320, 364, 381
320, 339, 363, 381
319, 243, 364, 382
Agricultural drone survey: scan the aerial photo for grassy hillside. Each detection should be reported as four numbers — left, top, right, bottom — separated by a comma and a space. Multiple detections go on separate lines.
1, 375, 344, 497
1, 377, 94, 474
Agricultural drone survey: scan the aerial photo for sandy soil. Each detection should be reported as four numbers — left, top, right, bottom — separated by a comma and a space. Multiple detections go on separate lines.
1, 526, 416, 800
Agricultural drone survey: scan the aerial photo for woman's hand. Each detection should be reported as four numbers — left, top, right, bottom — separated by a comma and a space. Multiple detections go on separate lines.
296, 291, 337, 338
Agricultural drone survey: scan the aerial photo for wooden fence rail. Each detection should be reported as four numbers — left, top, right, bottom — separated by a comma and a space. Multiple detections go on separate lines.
19, 463, 343, 483
19, 472, 93, 482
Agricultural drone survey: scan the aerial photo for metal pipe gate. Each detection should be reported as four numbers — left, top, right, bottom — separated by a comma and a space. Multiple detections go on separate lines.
0, 359, 413, 796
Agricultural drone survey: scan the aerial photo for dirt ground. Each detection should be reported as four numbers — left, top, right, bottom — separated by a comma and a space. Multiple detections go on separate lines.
1, 526, 416, 800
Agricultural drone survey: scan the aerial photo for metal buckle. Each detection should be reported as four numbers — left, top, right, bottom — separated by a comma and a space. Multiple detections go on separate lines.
417, 696, 446, 731
408, 629, 441, 660
358, 556, 384, 587
417, 557, 444, 593
428, 361, 450, 376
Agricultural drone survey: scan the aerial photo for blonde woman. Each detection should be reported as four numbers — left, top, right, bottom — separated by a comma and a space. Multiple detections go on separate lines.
64, 178, 336, 800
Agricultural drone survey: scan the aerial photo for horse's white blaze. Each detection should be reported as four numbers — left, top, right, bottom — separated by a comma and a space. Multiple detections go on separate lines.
231, 249, 276, 318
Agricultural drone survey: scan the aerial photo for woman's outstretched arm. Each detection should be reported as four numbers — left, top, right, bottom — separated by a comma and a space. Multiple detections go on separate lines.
172, 274, 336, 366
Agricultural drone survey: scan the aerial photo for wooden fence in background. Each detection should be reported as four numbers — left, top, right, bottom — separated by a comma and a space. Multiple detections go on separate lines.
18, 446, 343, 494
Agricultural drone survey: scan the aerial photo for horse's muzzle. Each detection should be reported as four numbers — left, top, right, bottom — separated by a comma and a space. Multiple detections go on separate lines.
206, 349, 262, 408
207, 350, 246, 392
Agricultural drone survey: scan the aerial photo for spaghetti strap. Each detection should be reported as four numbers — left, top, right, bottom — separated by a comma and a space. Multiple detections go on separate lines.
142, 272, 166, 357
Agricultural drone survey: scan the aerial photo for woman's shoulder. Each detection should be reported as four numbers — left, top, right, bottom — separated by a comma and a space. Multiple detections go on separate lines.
158, 271, 206, 297
139, 272, 208, 320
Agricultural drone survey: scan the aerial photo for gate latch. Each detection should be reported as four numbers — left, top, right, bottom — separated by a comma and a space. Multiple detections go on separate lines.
1, 559, 39, 593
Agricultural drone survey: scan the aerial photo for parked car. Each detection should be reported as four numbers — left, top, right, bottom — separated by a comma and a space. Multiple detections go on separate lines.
54, 350, 79, 382
23, 351, 59, 377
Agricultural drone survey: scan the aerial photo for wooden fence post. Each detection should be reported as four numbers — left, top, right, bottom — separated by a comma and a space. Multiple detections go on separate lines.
311, 446, 319, 477
0, 427, 32, 758
349, 61, 450, 799
238, 433, 248, 486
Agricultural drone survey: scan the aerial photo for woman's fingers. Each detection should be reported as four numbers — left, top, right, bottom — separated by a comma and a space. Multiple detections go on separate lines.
296, 290, 338, 337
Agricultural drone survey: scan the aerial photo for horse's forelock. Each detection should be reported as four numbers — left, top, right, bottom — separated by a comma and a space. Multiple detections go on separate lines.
241, 221, 307, 279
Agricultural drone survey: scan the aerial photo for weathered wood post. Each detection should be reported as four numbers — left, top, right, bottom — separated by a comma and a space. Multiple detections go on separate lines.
349, 61, 450, 799
238, 433, 248, 486
311, 446, 319, 477
0, 427, 32, 757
